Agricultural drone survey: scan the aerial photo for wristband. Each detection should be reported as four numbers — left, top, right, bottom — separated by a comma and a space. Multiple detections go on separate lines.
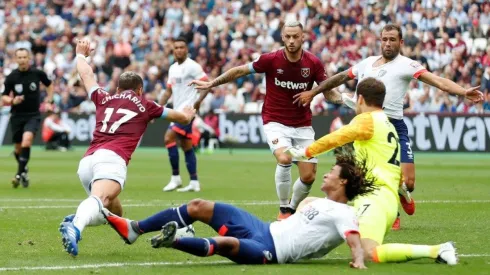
77, 54, 88, 61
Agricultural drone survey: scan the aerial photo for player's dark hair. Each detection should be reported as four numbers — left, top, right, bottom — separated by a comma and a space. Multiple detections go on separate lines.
381, 24, 403, 40
335, 147, 378, 201
356, 77, 386, 108
173, 37, 188, 45
118, 71, 143, 91
15, 48, 30, 56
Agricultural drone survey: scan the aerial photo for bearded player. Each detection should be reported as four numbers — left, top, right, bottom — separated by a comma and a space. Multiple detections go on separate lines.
190, 21, 342, 220
160, 37, 210, 193
58, 39, 195, 257
293, 24, 484, 228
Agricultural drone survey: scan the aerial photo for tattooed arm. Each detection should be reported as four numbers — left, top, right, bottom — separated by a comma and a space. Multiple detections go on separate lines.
293, 70, 352, 106
189, 65, 253, 90
312, 70, 351, 96
323, 89, 344, 105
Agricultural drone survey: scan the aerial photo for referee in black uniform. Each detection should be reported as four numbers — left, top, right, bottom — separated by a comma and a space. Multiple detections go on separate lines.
1, 48, 54, 188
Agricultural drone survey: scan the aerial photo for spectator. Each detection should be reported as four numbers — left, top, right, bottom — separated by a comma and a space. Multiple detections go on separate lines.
0, 0, 487, 117
42, 108, 71, 151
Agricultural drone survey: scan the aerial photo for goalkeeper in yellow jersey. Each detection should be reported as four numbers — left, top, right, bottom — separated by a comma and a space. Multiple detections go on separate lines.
285, 77, 457, 265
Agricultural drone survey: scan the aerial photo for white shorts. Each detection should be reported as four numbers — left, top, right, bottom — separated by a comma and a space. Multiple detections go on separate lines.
263, 122, 318, 163
77, 149, 127, 195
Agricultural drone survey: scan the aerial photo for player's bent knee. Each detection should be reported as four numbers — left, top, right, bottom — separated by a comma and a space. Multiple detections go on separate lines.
300, 173, 316, 184
276, 154, 292, 165
90, 179, 122, 207
186, 199, 211, 216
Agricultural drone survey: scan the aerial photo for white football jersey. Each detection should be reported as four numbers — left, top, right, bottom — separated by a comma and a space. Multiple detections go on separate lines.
349, 54, 427, 120
167, 58, 207, 111
269, 198, 359, 264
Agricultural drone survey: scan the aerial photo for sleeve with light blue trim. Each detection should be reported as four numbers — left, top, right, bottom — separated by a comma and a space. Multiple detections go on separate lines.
247, 62, 256, 73
160, 108, 170, 119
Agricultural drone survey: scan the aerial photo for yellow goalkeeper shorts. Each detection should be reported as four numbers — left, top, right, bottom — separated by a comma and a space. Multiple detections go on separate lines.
353, 186, 398, 244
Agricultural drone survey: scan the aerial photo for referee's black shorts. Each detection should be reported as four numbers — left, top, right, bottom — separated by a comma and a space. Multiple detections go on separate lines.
10, 114, 41, 143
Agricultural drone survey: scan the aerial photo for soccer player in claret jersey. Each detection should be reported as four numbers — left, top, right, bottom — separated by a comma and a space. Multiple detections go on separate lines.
102, 151, 373, 268
58, 39, 195, 257
190, 21, 342, 220
293, 23, 484, 229
160, 37, 210, 192
287, 77, 458, 265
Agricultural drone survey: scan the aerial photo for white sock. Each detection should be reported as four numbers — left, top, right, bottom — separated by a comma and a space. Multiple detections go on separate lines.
290, 178, 313, 209
275, 164, 292, 206
73, 195, 105, 233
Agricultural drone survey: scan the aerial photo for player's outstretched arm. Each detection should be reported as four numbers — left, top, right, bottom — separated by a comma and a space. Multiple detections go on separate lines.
189, 65, 252, 90
164, 106, 196, 125
293, 69, 351, 106
346, 233, 367, 269
75, 40, 97, 93
418, 71, 484, 103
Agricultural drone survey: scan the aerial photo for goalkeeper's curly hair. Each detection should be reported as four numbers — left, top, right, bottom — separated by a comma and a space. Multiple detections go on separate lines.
335, 147, 378, 201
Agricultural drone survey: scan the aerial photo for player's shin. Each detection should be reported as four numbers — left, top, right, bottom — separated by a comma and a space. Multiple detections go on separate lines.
137, 204, 195, 233
167, 143, 180, 176
275, 164, 292, 206
290, 178, 313, 209
184, 149, 198, 181
373, 243, 440, 263
17, 147, 30, 175
172, 237, 218, 257
73, 195, 105, 233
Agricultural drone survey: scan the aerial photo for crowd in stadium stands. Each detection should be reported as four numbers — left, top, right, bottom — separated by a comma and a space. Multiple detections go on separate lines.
0, 0, 489, 119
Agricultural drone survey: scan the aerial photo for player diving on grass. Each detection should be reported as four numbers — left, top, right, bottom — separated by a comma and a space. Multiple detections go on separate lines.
293, 23, 484, 230
58, 39, 196, 257
102, 151, 374, 268
286, 77, 458, 265
190, 20, 343, 220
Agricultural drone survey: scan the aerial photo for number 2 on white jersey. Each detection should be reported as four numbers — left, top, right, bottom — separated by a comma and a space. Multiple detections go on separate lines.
100, 108, 137, 133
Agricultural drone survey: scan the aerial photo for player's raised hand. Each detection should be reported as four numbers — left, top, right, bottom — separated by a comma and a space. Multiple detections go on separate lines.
349, 261, 367, 270
189, 79, 213, 90
464, 86, 484, 103
75, 39, 92, 57
293, 90, 315, 107
284, 146, 309, 161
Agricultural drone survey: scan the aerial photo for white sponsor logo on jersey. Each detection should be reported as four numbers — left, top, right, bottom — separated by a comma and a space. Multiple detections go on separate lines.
274, 78, 308, 90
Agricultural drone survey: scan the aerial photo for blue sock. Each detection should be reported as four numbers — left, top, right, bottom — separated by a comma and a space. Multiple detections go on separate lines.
184, 149, 198, 180
172, 238, 217, 257
167, 144, 179, 176
137, 204, 194, 233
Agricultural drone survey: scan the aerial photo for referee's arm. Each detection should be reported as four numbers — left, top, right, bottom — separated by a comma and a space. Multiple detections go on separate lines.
2, 76, 15, 105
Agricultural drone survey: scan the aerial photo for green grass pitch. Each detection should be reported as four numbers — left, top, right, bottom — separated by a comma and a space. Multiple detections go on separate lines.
0, 146, 489, 274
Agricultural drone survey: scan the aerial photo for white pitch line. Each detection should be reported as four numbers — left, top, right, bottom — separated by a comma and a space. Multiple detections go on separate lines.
0, 199, 489, 210
0, 254, 488, 272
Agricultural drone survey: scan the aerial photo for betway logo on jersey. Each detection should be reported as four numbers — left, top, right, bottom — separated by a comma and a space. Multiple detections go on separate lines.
274, 78, 308, 90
